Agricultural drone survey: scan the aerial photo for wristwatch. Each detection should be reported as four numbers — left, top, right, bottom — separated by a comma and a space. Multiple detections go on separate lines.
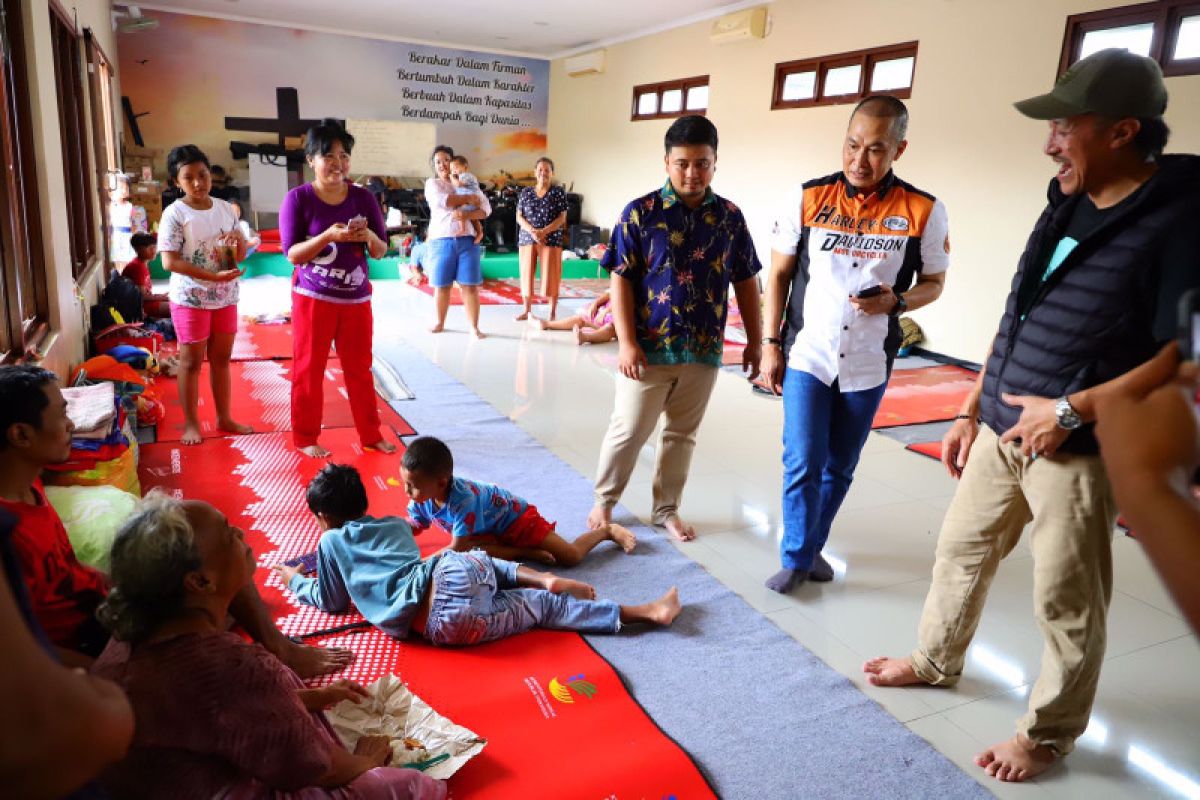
890, 293, 908, 316
762, 336, 781, 347
1054, 397, 1083, 430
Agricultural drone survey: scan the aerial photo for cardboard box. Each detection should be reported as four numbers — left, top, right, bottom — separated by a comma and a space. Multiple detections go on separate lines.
131, 181, 163, 227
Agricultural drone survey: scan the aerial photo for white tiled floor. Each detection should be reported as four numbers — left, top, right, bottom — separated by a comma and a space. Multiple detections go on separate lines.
243, 278, 1200, 799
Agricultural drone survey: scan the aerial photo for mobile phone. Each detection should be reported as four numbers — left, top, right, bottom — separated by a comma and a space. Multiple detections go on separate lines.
348, 214, 368, 231
1178, 288, 1200, 362
283, 552, 318, 575
857, 285, 884, 299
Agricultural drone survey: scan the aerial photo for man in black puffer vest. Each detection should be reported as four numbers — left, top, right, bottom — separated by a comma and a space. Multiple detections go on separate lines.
863, 49, 1200, 783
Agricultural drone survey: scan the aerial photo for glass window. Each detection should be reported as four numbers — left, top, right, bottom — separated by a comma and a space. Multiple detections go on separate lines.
781, 71, 816, 101
1079, 22, 1155, 59
685, 85, 709, 110
823, 64, 862, 97
870, 56, 915, 91
637, 92, 658, 116
660, 88, 683, 114
1174, 15, 1200, 59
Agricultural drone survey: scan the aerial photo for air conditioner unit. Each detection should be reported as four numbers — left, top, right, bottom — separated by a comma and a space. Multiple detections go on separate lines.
710, 7, 768, 45
564, 50, 606, 77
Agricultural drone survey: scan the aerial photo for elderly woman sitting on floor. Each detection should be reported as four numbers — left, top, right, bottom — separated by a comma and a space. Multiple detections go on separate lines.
89, 495, 446, 800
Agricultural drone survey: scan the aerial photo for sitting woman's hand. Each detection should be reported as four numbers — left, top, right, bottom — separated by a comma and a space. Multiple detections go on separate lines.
353, 735, 392, 768
298, 679, 370, 711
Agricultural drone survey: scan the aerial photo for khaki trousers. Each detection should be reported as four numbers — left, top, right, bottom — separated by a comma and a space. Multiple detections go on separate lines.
911, 426, 1115, 754
593, 363, 719, 525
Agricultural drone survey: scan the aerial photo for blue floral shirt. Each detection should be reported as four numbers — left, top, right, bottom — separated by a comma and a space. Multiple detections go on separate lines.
601, 181, 761, 367
407, 477, 528, 539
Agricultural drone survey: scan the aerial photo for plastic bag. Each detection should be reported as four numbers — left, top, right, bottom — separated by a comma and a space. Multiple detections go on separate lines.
44, 485, 139, 572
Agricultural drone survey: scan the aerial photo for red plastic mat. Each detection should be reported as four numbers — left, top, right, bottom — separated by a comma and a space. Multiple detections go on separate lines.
873, 365, 979, 429
906, 441, 943, 461
153, 359, 415, 443
136, 430, 716, 799
231, 320, 296, 361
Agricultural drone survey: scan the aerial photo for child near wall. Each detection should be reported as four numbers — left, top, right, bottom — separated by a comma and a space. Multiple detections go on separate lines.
157, 144, 250, 446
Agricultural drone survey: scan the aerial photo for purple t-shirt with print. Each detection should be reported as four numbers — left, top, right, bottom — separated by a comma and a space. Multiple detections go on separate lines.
279, 183, 386, 303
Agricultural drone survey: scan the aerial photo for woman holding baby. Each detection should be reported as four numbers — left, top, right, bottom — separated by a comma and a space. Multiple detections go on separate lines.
280, 118, 396, 459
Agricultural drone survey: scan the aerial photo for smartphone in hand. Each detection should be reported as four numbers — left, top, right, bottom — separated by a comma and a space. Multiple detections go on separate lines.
347, 214, 368, 232
857, 285, 884, 299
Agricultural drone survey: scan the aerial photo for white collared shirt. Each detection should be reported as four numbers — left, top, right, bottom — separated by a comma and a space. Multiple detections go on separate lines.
771, 172, 950, 392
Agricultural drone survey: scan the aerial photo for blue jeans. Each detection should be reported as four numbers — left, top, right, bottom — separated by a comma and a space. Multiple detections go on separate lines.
427, 236, 482, 287
424, 551, 620, 646
780, 369, 887, 571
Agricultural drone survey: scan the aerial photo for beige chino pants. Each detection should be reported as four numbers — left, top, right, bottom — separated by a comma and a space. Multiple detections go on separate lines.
910, 426, 1116, 754
593, 363, 719, 525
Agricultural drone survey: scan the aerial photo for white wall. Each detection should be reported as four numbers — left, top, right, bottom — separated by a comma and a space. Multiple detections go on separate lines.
547, 0, 1200, 362
21, 0, 118, 376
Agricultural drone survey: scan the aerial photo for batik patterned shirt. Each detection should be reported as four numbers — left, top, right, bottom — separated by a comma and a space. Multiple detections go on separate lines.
601, 181, 761, 367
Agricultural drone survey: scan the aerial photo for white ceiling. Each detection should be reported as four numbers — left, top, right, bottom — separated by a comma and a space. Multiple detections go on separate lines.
134, 0, 767, 59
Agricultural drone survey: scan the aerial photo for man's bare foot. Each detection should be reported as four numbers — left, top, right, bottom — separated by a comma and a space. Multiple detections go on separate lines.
587, 504, 612, 532
217, 418, 254, 435
606, 523, 637, 553
181, 423, 203, 446
429, 322, 445, 333
975, 734, 1057, 782
470, 328, 487, 340
862, 656, 927, 687
277, 640, 356, 679
573, 325, 585, 346
547, 575, 595, 600
515, 310, 530, 321
365, 440, 397, 454
299, 444, 332, 458
663, 515, 696, 542
622, 587, 682, 626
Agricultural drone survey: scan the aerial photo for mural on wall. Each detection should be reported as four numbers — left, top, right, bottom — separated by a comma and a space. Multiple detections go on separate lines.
117, 10, 550, 182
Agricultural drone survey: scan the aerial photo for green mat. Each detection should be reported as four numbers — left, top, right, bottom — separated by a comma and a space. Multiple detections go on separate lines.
148, 251, 604, 282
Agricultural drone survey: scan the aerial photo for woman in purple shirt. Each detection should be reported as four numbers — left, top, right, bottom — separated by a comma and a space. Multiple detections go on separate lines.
280, 118, 396, 458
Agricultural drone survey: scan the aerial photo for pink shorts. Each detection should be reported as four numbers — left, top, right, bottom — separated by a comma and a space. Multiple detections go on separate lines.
169, 303, 238, 344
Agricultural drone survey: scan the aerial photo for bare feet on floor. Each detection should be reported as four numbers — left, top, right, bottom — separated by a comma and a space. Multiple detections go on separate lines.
278, 640, 356, 678
662, 515, 696, 542
299, 444, 332, 458
547, 575, 595, 600
862, 656, 927, 687
365, 440, 397, 454
217, 418, 254, 435
606, 523, 637, 553
470, 328, 487, 340
181, 424, 203, 446
573, 325, 585, 346
647, 587, 682, 625
975, 734, 1056, 782
429, 322, 444, 333
586, 504, 611, 532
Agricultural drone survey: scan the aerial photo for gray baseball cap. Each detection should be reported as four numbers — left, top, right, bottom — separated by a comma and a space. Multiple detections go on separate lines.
1015, 48, 1168, 120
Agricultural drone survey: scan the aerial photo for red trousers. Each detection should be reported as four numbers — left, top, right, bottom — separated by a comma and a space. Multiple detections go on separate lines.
291, 292, 381, 448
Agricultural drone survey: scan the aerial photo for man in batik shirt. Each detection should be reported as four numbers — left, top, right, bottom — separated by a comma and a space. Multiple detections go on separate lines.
587, 115, 763, 542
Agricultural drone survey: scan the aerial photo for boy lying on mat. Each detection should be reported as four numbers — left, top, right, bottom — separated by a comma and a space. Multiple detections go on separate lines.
400, 436, 636, 567
274, 464, 680, 646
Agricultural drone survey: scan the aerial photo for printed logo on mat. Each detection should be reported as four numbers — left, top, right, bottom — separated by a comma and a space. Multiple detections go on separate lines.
548, 674, 598, 704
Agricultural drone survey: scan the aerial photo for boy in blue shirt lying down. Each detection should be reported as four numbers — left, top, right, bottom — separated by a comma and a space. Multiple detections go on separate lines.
274, 464, 679, 645
401, 436, 637, 567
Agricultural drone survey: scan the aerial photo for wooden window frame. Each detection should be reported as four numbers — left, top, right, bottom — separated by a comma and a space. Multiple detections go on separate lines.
0, 0, 50, 361
84, 29, 118, 273
630, 75, 709, 121
1059, 0, 1200, 78
772, 42, 917, 110
49, 0, 97, 279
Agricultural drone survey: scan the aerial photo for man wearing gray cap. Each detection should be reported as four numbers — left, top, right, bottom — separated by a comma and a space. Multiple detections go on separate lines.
862, 48, 1200, 782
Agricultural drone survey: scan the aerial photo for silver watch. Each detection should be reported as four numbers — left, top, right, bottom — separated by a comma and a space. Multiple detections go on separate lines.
1054, 397, 1082, 430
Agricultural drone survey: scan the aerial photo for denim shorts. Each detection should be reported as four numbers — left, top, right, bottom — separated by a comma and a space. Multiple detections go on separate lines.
427, 236, 482, 288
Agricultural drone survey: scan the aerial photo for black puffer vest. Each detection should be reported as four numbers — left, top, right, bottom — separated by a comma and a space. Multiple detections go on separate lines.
980, 154, 1200, 454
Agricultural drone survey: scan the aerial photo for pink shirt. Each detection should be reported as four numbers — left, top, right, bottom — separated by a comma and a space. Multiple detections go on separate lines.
424, 178, 491, 241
